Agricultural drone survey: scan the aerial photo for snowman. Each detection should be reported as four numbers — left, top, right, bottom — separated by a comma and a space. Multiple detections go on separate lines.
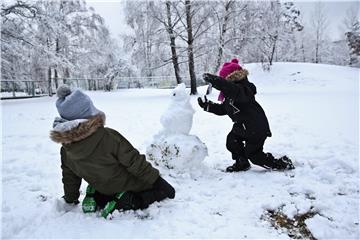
146, 83, 207, 174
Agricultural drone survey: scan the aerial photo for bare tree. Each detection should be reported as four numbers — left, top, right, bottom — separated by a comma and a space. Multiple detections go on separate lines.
123, 1, 164, 80
252, 1, 303, 68
311, 2, 328, 63
185, 0, 197, 94
343, 3, 360, 66
172, 0, 215, 94
166, 1, 182, 84
1, 0, 119, 95
150, 1, 183, 84
212, 0, 235, 73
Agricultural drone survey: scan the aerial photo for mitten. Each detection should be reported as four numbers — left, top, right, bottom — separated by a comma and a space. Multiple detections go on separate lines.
197, 96, 210, 110
203, 73, 226, 90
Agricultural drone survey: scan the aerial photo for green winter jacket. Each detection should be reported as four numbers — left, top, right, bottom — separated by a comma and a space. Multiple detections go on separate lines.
50, 114, 159, 202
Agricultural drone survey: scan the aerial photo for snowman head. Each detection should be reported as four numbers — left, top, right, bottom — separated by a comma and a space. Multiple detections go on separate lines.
171, 83, 188, 102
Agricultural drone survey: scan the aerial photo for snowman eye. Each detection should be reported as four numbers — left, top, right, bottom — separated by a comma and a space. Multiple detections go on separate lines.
173, 93, 176, 96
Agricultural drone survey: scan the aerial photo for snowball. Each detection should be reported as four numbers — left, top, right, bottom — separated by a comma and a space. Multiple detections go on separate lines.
146, 134, 207, 173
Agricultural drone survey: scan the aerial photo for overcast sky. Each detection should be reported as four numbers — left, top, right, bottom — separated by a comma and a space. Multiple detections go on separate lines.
87, 0, 359, 42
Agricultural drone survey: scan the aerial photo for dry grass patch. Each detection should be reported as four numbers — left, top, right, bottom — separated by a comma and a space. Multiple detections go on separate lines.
262, 208, 318, 239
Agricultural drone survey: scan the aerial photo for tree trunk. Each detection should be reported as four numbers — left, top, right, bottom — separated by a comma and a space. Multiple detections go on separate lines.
63, 67, 70, 84
87, 79, 92, 90
185, 0, 197, 95
48, 67, 52, 96
214, 0, 233, 73
315, 28, 320, 63
269, 35, 278, 65
46, 36, 53, 96
166, 1, 182, 84
301, 42, 306, 62
54, 68, 58, 89
144, 2, 153, 82
54, 38, 60, 88
315, 42, 319, 63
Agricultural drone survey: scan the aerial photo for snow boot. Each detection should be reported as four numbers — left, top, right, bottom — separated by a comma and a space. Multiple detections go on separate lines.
271, 155, 295, 170
101, 192, 125, 219
82, 185, 97, 213
101, 192, 143, 219
226, 158, 251, 172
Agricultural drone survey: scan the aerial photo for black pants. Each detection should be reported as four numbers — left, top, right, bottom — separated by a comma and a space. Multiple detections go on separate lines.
94, 187, 168, 211
226, 129, 276, 168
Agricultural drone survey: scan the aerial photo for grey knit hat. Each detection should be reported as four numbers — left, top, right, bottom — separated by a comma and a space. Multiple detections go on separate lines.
56, 85, 104, 120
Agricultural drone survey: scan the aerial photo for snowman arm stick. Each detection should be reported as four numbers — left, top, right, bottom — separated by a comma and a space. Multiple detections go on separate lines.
206, 83, 212, 95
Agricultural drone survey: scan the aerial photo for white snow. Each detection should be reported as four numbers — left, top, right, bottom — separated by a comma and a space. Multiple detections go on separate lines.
1, 92, 29, 98
2, 63, 359, 239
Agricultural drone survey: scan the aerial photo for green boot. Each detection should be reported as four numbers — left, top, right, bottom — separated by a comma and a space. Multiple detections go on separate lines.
101, 192, 126, 219
82, 185, 97, 213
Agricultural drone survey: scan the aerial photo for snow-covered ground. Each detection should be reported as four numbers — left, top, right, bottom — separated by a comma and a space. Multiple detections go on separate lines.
2, 63, 359, 239
1, 92, 29, 98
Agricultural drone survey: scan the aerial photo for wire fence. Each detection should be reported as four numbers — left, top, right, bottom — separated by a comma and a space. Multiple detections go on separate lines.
1, 76, 201, 99
1, 80, 48, 99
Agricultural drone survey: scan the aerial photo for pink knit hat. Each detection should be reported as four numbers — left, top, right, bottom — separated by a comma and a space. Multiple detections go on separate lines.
218, 58, 242, 101
219, 58, 242, 79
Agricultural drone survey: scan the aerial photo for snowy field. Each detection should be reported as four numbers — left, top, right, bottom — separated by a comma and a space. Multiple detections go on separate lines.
2, 63, 359, 239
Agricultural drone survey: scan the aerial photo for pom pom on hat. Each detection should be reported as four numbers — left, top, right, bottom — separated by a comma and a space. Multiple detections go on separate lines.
57, 85, 72, 99
231, 58, 239, 64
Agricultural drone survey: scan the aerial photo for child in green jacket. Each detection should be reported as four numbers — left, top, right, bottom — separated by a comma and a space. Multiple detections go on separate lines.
50, 85, 175, 218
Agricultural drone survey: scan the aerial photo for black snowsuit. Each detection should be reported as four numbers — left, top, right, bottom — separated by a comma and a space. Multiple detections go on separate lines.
204, 72, 279, 169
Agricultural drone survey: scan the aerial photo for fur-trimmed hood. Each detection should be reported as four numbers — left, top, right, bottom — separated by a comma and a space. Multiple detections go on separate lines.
50, 114, 105, 144
217, 68, 253, 101
225, 68, 249, 82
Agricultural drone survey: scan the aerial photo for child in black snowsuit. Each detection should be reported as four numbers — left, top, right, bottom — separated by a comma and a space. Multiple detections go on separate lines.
198, 59, 294, 172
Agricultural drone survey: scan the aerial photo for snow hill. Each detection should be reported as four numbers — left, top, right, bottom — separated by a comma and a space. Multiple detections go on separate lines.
2, 63, 359, 239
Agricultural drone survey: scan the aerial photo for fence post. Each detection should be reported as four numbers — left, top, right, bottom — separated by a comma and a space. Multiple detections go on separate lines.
12, 81, 15, 97
31, 81, 35, 96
